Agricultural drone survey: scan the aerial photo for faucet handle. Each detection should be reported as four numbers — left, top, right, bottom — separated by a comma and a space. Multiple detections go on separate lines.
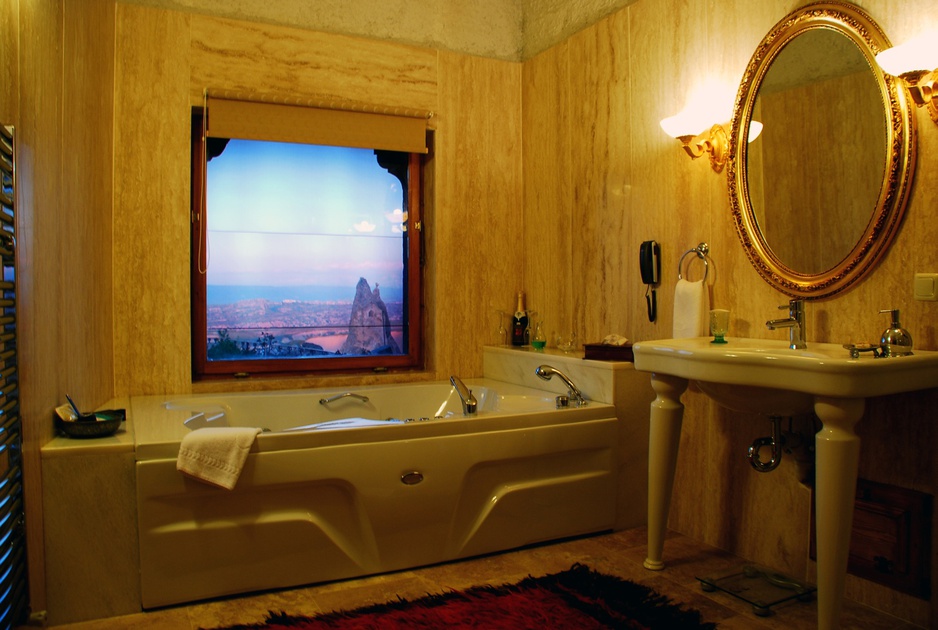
778, 299, 804, 314
464, 391, 478, 414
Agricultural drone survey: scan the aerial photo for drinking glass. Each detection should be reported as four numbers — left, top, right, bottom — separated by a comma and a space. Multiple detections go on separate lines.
710, 309, 729, 344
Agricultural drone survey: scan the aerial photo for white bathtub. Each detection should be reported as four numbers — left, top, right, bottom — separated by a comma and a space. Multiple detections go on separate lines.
133, 378, 619, 609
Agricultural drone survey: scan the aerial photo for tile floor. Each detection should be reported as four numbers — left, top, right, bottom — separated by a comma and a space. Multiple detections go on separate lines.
43, 528, 921, 629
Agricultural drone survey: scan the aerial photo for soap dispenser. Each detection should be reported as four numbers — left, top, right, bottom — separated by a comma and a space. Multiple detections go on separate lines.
879, 309, 913, 357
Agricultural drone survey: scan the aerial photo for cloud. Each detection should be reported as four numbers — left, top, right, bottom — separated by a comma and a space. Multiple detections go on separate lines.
352, 220, 376, 233
385, 209, 407, 223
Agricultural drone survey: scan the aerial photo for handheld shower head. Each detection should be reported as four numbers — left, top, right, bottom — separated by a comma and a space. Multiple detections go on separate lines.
534, 365, 587, 406
535, 365, 556, 380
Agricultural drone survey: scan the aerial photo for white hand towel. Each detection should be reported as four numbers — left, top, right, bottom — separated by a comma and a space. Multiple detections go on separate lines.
177, 427, 261, 490
672, 278, 709, 338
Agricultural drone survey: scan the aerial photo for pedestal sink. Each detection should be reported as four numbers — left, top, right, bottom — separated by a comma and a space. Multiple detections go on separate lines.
632, 337, 938, 630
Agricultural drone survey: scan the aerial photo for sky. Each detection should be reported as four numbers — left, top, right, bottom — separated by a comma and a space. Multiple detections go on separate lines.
206, 140, 406, 291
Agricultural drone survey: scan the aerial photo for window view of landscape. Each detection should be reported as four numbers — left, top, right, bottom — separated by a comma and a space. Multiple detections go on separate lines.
204, 140, 407, 361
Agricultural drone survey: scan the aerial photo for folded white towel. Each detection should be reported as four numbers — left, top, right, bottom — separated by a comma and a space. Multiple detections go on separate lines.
177, 427, 261, 490
672, 278, 709, 338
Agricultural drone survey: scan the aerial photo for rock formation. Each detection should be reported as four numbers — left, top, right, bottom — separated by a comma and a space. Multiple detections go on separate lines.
339, 277, 401, 355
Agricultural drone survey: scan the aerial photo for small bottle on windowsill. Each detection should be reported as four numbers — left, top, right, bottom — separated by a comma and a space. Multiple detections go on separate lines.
511, 292, 528, 346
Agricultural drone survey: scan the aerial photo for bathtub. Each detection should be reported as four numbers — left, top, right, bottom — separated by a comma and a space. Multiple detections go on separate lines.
133, 378, 619, 609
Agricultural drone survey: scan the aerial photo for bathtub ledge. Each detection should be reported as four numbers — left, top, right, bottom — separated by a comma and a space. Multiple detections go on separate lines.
41, 397, 135, 458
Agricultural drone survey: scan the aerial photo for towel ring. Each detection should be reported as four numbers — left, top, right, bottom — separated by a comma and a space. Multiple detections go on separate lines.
678, 242, 710, 282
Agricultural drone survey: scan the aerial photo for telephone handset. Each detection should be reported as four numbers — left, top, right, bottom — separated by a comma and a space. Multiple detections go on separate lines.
640, 240, 660, 285
640, 240, 660, 322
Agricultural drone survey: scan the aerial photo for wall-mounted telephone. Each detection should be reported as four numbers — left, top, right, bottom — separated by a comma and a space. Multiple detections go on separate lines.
640, 240, 660, 285
640, 240, 660, 322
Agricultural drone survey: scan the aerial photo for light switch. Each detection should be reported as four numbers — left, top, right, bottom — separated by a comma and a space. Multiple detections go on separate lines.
913, 273, 938, 301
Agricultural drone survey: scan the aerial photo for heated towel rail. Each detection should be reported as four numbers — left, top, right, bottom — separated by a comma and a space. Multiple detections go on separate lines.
0, 123, 27, 628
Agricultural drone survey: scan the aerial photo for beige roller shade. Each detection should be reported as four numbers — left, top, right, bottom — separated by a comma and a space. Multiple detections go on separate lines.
205, 94, 430, 154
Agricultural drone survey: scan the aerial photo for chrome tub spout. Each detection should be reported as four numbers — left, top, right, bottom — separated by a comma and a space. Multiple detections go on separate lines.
319, 392, 370, 405
535, 365, 587, 407
450, 376, 478, 415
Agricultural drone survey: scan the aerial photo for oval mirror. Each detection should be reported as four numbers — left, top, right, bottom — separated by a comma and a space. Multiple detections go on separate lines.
727, 2, 915, 299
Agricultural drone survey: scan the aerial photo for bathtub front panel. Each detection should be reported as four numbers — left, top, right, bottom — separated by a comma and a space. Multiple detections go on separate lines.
136, 415, 618, 608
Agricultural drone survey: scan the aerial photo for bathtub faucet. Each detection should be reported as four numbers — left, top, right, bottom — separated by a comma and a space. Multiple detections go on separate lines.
449, 376, 478, 416
535, 365, 587, 407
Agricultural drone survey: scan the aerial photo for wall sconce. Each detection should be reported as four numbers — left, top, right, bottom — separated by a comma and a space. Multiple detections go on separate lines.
748, 120, 763, 142
660, 111, 728, 173
875, 33, 938, 124
660, 113, 763, 173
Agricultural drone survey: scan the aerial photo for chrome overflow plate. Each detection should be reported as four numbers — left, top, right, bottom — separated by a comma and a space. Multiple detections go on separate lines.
401, 471, 424, 485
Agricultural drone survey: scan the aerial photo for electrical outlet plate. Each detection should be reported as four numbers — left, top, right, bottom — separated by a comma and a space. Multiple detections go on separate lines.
913, 273, 938, 301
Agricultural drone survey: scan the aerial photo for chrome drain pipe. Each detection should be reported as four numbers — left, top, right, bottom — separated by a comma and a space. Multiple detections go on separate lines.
749, 415, 785, 472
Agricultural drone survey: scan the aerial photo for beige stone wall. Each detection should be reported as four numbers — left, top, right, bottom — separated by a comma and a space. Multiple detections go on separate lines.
522, 1, 938, 625
11, 0, 117, 613
123, 0, 525, 60
120, 0, 644, 61
112, 5, 524, 395
522, 0, 638, 58
0, 0, 16, 122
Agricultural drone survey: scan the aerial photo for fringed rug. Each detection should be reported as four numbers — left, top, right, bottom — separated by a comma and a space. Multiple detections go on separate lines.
207, 563, 716, 629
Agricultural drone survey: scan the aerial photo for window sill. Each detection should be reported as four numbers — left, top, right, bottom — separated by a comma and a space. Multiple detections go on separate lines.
191, 369, 437, 394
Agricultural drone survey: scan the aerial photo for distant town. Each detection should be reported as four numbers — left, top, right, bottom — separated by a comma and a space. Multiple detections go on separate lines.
206, 297, 404, 359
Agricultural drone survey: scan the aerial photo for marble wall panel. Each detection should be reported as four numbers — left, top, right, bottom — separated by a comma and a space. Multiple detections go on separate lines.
124, 0, 524, 62
63, 0, 115, 428
565, 11, 631, 345
521, 41, 574, 342
42, 451, 140, 625
188, 15, 439, 111
433, 51, 523, 378
17, 0, 66, 613
0, 0, 16, 122
113, 4, 192, 395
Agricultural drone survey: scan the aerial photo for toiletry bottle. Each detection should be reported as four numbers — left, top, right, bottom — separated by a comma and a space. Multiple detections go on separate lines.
511, 292, 528, 346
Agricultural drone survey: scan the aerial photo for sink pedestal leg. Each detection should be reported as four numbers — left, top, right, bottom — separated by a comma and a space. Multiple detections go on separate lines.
644, 373, 689, 570
813, 396, 864, 630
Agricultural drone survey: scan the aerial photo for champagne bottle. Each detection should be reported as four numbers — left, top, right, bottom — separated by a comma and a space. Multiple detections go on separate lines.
511, 292, 528, 346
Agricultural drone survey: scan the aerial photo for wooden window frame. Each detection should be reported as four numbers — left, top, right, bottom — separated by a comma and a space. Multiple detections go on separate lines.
190, 110, 424, 380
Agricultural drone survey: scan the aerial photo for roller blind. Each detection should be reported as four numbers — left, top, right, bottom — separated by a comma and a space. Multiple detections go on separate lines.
205, 93, 430, 154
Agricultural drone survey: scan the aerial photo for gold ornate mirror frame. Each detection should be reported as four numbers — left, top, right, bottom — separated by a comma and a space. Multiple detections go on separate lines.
727, 2, 916, 299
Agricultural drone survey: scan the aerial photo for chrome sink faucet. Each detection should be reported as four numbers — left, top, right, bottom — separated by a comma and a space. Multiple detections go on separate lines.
766, 299, 807, 349
450, 376, 478, 415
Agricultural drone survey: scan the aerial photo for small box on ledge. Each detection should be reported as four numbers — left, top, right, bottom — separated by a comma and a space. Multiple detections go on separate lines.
584, 342, 634, 362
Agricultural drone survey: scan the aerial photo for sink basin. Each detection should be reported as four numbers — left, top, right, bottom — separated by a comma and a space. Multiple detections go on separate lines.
632, 336, 938, 630
694, 381, 813, 416
632, 336, 938, 400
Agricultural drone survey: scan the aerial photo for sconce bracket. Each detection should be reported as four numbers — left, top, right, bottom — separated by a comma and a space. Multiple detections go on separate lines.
678, 135, 705, 159
899, 70, 938, 125
676, 124, 727, 173
706, 124, 727, 173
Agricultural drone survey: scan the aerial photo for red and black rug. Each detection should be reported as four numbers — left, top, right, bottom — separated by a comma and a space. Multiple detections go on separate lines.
207, 563, 716, 629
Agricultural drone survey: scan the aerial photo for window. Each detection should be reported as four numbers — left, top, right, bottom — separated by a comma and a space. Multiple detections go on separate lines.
190, 100, 425, 379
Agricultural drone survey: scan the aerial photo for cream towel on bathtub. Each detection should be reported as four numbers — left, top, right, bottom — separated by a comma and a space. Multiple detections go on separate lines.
672, 278, 709, 338
177, 427, 262, 490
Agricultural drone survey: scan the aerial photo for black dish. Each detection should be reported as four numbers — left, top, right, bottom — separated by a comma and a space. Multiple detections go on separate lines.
56, 409, 125, 439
